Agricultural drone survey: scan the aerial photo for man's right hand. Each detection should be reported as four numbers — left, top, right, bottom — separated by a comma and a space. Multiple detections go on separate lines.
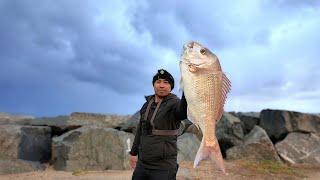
129, 155, 137, 170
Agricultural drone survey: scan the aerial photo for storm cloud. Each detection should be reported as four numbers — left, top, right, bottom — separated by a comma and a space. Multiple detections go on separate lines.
0, 0, 319, 116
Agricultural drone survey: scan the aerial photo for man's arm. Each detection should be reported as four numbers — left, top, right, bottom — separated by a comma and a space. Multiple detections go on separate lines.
174, 92, 188, 120
129, 121, 141, 156
129, 120, 142, 169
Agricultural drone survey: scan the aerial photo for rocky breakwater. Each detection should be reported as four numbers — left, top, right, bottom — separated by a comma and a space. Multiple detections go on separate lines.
0, 112, 133, 174
1, 109, 319, 175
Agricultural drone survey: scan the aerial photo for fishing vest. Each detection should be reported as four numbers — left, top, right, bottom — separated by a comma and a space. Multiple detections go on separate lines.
143, 97, 178, 136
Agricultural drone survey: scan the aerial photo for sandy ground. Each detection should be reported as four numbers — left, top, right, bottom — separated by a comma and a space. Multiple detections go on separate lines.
0, 161, 319, 180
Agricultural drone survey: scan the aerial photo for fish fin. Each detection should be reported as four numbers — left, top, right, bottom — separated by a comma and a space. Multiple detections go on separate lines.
193, 139, 206, 167
193, 137, 226, 174
218, 73, 231, 121
214, 72, 231, 123
195, 124, 201, 131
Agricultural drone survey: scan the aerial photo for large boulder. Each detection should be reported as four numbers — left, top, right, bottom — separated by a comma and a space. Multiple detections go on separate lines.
177, 133, 200, 163
259, 109, 320, 143
226, 126, 280, 162
52, 126, 134, 171
120, 111, 140, 134
0, 125, 21, 159
236, 112, 260, 135
216, 113, 244, 157
0, 125, 51, 162
275, 132, 320, 166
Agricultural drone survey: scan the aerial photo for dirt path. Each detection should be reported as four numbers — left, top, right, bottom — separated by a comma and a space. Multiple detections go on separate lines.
0, 160, 319, 180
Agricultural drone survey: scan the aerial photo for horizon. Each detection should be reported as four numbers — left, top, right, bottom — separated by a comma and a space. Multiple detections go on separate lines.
2, 108, 320, 119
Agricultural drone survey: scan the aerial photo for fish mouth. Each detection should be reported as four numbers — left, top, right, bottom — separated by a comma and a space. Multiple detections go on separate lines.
184, 41, 198, 50
180, 59, 205, 67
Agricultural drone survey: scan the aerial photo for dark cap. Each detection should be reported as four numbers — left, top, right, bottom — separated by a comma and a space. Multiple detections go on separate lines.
152, 69, 174, 90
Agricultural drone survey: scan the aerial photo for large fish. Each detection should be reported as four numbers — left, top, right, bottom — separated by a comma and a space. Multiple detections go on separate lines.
179, 41, 231, 173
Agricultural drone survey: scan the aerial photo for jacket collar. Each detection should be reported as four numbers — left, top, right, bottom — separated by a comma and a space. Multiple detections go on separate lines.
144, 93, 178, 103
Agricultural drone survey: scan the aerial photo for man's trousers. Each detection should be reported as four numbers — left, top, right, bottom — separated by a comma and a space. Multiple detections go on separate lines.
132, 164, 178, 180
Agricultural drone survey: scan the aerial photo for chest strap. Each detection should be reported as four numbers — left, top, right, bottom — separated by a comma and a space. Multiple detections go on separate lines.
144, 97, 178, 136
152, 129, 178, 136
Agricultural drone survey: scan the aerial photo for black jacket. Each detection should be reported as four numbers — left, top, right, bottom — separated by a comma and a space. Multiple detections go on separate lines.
130, 93, 187, 170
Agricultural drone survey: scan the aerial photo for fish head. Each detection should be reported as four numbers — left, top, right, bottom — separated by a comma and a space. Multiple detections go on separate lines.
181, 41, 221, 72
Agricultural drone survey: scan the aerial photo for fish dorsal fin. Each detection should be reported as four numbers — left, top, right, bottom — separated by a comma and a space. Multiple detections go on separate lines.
215, 72, 231, 122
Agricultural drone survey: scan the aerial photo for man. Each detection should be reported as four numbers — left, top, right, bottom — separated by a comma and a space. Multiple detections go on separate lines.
129, 69, 188, 180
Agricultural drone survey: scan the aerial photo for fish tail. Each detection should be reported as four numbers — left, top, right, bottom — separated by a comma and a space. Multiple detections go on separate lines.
193, 137, 226, 174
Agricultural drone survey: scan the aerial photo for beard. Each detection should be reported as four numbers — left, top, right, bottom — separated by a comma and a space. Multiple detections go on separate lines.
155, 90, 170, 98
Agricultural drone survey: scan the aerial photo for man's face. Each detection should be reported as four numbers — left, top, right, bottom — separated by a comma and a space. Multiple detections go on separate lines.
153, 79, 171, 97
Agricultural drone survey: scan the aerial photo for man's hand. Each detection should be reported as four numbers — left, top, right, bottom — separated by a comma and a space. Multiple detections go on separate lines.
129, 155, 137, 170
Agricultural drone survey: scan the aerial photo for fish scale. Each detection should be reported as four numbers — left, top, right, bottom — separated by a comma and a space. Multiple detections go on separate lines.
192, 73, 220, 141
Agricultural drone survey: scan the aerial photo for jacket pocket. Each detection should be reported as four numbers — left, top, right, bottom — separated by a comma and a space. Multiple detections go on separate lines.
140, 135, 164, 161
164, 138, 177, 159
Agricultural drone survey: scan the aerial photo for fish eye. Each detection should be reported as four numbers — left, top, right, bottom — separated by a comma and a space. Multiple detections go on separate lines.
200, 48, 206, 55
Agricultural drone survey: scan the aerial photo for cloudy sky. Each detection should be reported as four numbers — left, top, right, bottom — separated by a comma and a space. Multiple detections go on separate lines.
0, 0, 319, 117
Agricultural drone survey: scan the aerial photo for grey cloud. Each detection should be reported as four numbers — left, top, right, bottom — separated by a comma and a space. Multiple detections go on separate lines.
0, 0, 157, 95
130, 0, 301, 52
131, 1, 232, 50
1, 0, 320, 116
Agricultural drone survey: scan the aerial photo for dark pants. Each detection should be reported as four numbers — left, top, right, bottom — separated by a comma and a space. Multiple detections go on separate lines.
132, 164, 178, 180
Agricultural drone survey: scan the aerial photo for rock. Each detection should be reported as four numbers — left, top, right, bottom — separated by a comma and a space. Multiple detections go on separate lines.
228, 111, 238, 117
275, 132, 320, 166
19, 126, 52, 162
28, 116, 81, 138
177, 133, 200, 163
216, 112, 244, 157
0, 112, 34, 125
120, 111, 140, 134
29, 116, 69, 127
259, 109, 320, 143
29, 112, 131, 134
52, 126, 134, 171
69, 112, 131, 128
0, 125, 21, 159
237, 112, 260, 135
237, 112, 260, 118
0, 159, 45, 175
0, 125, 51, 162
184, 123, 203, 140
226, 126, 280, 162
